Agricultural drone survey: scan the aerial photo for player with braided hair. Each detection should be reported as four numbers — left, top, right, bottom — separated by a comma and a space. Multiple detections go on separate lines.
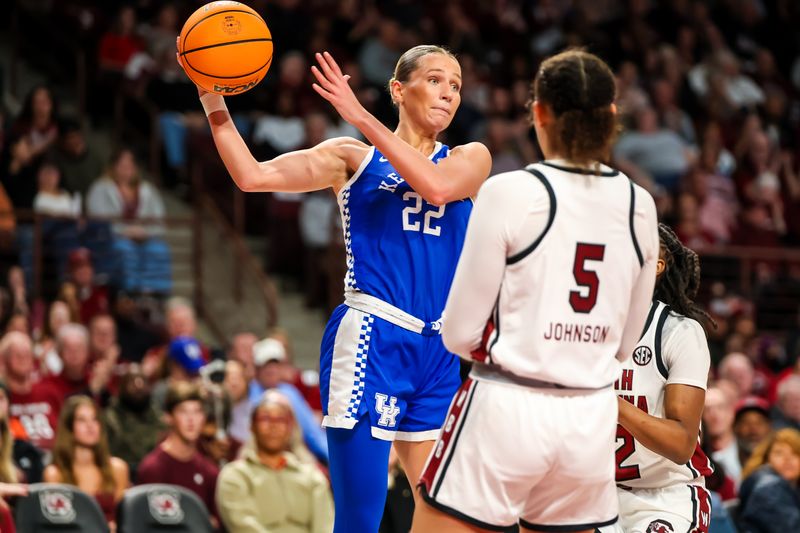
600, 222, 716, 533
655, 224, 716, 330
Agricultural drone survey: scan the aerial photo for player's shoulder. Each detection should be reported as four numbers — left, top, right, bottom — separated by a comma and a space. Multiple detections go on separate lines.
317, 136, 368, 151
482, 167, 548, 189
315, 136, 371, 167
476, 168, 549, 203
662, 307, 708, 345
449, 141, 491, 163
627, 177, 658, 217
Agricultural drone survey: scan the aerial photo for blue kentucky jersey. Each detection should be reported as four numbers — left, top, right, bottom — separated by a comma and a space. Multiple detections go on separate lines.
337, 142, 472, 323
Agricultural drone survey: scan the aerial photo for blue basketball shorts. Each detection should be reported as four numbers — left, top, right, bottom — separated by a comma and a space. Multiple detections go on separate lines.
320, 303, 461, 441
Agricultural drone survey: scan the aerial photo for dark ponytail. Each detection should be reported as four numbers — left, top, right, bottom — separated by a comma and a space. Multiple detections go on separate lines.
532, 50, 618, 164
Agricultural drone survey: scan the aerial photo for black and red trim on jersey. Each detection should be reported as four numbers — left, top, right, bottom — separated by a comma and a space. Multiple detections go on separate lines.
420, 379, 479, 498
507, 167, 556, 265
469, 291, 500, 364
628, 180, 644, 267
653, 305, 671, 380
471, 317, 496, 363
686, 442, 715, 479
688, 485, 712, 533
519, 515, 618, 532
489, 292, 501, 359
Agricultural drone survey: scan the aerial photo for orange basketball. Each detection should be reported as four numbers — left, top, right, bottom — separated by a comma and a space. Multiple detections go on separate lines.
179, 1, 273, 95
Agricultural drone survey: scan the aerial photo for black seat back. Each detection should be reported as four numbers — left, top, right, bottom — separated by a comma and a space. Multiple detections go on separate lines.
14, 483, 110, 532
116, 484, 213, 533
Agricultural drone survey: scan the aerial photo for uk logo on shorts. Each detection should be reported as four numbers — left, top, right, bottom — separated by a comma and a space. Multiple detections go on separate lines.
632, 345, 653, 366
646, 519, 675, 533
375, 393, 400, 427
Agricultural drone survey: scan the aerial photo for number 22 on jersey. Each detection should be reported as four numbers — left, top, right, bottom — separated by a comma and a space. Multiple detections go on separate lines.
402, 192, 446, 236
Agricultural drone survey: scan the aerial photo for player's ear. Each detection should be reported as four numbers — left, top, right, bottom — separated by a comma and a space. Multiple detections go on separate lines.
656, 257, 666, 278
532, 100, 550, 129
389, 78, 404, 106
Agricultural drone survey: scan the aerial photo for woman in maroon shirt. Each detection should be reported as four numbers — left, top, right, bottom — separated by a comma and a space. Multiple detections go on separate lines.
44, 395, 129, 529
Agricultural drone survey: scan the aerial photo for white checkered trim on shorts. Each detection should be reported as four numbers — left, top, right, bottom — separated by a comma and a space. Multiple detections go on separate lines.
346, 314, 375, 418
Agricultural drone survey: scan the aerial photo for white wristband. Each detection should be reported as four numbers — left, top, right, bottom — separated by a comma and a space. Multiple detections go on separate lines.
200, 93, 228, 117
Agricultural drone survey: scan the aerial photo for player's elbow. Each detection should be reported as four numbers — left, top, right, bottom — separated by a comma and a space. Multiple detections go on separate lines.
668, 437, 696, 465
235, 172, 265, 192
419, 180, 456, 206
422, 191, 449, 207
441, 326, 470, 357
441, 328, 460, 354
237, 179, 258, 193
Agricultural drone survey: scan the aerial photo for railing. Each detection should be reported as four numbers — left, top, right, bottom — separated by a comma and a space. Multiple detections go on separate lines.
699, 246, 800, 295
198, 193, 279, 325
190, 159, 279, 337
697, 245, 800, 333
14, 209, 195, 294
13, 194, 278, 349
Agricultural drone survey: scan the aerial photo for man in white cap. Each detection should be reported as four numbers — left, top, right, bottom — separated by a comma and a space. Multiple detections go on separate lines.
248, 337, 328, 464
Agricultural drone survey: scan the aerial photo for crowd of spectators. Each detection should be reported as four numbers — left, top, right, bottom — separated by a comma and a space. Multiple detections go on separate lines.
0, 296, 333, 532
0, 0, 799, 531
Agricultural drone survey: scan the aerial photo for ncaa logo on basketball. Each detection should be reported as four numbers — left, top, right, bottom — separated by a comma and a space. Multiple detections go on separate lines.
221, 15, 242, 35
632, 345, 653, 366
214, 79, 260, 94
39, 490, 76, 524
148, 489, 185, 524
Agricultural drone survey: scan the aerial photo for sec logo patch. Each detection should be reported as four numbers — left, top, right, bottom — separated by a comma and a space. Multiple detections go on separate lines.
632, 345, 652, 366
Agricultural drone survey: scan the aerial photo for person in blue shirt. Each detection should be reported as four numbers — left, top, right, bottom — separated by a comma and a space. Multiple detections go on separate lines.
178, 44, 491, 533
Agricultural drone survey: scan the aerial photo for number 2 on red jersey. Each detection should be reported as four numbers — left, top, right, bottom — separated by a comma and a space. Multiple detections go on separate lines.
616, 424, 641, 482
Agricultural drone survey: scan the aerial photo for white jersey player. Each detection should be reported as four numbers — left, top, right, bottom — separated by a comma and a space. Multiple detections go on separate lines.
600, 223, 715, 533
412, 50, 659, 533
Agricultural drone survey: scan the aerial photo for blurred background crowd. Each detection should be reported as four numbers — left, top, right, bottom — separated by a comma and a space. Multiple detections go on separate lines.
0, 0, 799, 531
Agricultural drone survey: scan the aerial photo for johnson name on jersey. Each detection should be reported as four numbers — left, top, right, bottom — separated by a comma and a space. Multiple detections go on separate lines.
468, 161, 658, 389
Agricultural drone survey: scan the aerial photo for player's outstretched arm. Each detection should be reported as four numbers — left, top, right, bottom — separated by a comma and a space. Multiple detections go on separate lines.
311, 51, 491, 206
206, 98, 363, 193
176, 39, 365, 194
210, 106, 363, 194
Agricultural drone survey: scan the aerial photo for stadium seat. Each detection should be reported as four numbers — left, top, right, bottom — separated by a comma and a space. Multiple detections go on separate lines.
116, 484, 213, 533
14, 483, 110, 533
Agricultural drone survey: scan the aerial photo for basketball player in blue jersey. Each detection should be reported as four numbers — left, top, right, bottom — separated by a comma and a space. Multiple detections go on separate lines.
177, 45, 491, 532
